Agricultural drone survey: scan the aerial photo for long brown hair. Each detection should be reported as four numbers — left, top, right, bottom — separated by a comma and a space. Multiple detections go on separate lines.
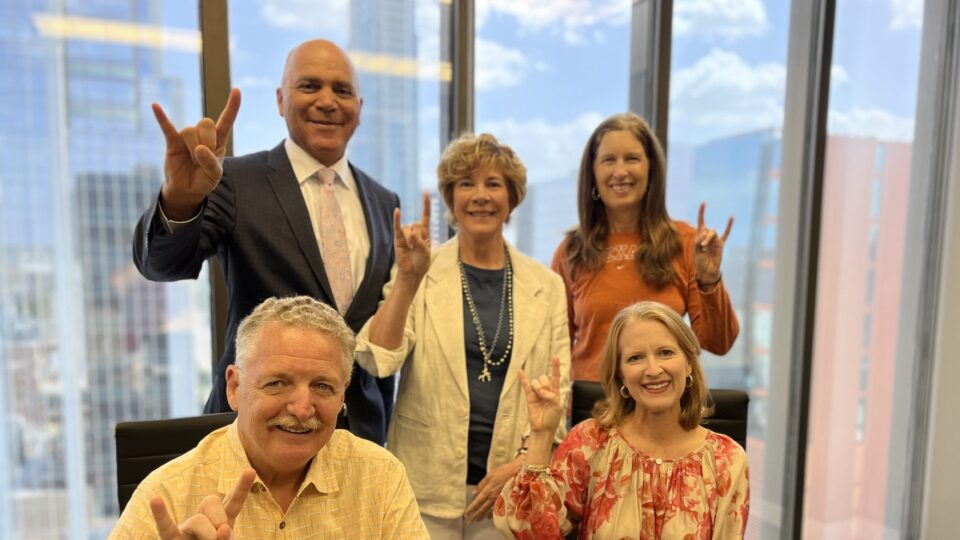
563, 113, 679, 288
594, 302, 713, 430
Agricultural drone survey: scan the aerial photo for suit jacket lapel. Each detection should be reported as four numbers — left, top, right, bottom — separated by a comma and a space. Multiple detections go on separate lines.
264, 143, 335, 303
502, 243, 548, 397
425, 238, 469, 399
347, 165, 392, 319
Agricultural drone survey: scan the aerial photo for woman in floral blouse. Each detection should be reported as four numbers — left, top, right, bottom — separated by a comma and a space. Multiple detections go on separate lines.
494, 301, 749, 539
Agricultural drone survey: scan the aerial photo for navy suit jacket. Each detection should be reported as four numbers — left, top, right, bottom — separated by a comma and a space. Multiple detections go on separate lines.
133, 142, 398, 445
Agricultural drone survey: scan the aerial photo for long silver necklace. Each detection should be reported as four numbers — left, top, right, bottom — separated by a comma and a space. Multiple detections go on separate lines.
458, 246, 514, 382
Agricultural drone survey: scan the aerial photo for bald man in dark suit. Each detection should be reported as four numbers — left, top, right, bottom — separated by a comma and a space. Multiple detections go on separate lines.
133, 40, 397, 445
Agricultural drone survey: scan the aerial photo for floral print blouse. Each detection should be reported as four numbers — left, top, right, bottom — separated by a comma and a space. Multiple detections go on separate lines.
493, 419, 749, 539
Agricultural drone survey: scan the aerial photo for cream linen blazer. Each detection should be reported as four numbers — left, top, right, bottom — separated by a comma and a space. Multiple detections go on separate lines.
356, 236, 571, 519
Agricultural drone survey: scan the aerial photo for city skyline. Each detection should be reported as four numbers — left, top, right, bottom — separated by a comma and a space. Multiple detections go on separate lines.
1, 0, 928, 538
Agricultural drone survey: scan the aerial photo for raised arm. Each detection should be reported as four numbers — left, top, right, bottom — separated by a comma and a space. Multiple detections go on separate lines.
494, 358, 582, 539
686, 203, 739, 354
366, 194, 432, 349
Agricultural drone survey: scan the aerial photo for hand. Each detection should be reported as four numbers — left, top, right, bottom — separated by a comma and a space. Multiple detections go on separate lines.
517, 357, 564, 436
150, 468, 255, 540
464, 458, 523, 523
694, 202, 733, 284
393, 193, 432, 283
154, 88, 241, 220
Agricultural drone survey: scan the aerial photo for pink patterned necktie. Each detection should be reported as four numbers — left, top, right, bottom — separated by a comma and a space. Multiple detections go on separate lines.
315, 168, 354, 314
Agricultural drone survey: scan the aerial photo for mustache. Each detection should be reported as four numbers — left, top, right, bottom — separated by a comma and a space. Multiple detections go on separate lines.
269, 415, 323, 431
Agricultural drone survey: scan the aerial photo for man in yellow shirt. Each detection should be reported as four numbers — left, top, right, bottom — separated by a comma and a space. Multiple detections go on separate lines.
110, 296, 428, 539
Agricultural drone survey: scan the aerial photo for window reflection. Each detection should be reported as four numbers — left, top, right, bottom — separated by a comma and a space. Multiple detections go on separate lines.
1, 1, 206, 537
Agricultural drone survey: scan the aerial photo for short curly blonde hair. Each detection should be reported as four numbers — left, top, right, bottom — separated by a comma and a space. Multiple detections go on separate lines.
436, 133, 527, 226
594, 302, 713, 430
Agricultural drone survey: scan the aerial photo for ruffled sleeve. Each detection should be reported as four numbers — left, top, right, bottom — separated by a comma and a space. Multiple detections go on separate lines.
493, 422, 601, 539
708, 434, 750, 539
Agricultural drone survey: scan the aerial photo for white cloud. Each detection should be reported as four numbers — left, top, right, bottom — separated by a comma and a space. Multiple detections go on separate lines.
260, 0, 349, 39
477, 113, 606, 183
674, 0, 768, 40
890, 0, 923, 30
669, 50, 898, 145
831, 65, 849, 85
477, 0, 629, 45
476, 38, 529, 91
828, 107, 914, 141
670, 48, 786, 143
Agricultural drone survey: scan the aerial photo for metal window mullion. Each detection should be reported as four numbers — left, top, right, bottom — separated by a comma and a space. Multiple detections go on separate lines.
198, 0, 231, 376
902, 0, 960, 535
652, 0, 672, 151
773, 0, 835, 538
440, 0, 473, 241
628, 0, 672, 153
449, 0, 473, 139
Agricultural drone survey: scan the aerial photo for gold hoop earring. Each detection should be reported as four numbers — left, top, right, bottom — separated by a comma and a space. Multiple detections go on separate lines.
686, 374, 694, 388
619, 385, 630, 398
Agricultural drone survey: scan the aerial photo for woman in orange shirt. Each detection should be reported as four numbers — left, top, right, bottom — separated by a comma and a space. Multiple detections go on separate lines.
552, 113, 739, 382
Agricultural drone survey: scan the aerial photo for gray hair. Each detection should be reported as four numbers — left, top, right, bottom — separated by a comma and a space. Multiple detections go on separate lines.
235, 296, 355, 383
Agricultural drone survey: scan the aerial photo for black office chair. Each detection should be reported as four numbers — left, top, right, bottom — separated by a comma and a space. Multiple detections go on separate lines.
570, 381, 749, 449
115, 412, 237, 512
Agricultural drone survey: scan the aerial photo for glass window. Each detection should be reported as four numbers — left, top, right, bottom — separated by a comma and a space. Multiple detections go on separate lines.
0, 1, 206, 537
804, 0, 926, 537
227, 0, 447, 224
474, 0, 633, 263
666, 1, 790, 536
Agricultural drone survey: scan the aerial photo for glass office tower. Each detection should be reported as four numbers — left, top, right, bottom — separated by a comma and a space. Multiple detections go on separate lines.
0, 1, 206, 537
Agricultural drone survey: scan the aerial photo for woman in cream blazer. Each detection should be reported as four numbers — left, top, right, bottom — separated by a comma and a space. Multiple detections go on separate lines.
356, 134, 570, 539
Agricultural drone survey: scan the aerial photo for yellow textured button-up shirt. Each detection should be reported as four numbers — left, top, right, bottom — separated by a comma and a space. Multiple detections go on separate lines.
109, 422, 428, 539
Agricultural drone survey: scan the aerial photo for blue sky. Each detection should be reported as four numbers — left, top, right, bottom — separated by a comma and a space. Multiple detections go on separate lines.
155, 0, 923, 198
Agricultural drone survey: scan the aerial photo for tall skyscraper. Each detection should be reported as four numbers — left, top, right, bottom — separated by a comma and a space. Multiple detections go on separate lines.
0, 1, 204, 537
512, 167, 579, 265
349, 0, 421, 222
804, 136, 913, 538
687, 131, 914, 537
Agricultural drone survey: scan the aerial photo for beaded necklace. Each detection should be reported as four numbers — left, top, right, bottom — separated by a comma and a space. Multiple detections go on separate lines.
458, 246, 514, 382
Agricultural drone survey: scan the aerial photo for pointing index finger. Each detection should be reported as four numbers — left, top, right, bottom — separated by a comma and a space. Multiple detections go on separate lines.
215, 88, 241, 148
223, 468, 256, 521
698, 202, 706, 230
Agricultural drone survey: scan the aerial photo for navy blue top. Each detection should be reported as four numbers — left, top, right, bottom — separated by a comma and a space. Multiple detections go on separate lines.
461, 262, 512, 485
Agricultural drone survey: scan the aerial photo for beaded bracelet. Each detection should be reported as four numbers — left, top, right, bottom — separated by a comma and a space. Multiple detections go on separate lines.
522, 460, 551, 474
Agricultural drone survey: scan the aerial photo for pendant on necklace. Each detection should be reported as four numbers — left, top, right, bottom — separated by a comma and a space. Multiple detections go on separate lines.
478, 366, 492, 382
